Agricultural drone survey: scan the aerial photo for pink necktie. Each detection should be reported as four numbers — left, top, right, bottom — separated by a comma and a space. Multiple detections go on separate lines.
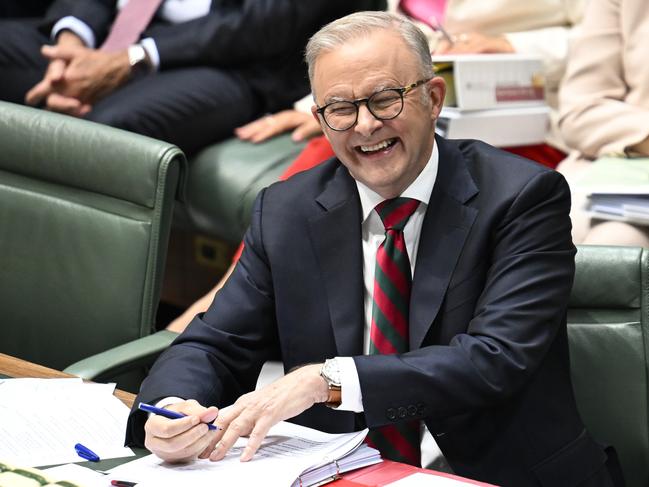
100, 0, 164, 52
399, 0, 448, 28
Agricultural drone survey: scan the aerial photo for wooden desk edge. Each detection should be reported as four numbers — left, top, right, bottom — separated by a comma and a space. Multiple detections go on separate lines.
0, 353, 136, 408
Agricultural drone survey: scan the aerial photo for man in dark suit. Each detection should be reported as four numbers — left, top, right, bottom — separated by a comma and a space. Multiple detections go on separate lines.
126, 11, 621, 486
0, 0, 51, 18
0, 0, 380, 154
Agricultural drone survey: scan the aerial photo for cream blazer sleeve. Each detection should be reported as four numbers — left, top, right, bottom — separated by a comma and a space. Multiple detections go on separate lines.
559, 0, 649, 158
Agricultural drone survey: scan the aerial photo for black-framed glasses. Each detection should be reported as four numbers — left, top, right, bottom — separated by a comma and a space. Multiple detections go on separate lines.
316, 78, 431, 131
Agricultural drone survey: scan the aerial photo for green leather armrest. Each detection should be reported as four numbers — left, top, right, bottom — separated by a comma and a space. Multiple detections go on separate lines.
63, 330, 178, 383
183, 134, 307, 242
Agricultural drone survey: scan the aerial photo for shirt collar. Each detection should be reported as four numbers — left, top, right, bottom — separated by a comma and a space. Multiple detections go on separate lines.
356, 142, 439, 223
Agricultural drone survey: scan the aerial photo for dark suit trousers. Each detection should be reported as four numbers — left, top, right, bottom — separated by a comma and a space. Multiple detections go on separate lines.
0, 19, 262, 155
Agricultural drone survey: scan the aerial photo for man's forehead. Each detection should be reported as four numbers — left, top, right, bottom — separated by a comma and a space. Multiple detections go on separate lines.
312, 32, 417, 102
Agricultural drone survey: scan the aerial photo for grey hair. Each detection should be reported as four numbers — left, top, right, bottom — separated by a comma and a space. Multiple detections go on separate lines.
305, 11, 434, 88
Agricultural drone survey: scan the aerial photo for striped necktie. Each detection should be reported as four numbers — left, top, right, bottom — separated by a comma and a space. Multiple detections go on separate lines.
100, 0, 164, 52
366, 197, 421, 466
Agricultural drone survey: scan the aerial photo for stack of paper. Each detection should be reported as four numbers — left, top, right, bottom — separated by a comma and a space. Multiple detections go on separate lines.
108, 421, 381, 487
0, 378, 134, 467
578, 157, 649, 225
433, 54, 548, 147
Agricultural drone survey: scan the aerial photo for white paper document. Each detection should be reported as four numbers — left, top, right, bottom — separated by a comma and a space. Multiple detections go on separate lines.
43, 463, 109, 487
108, 421, 381, 487
0, 378, 134, 467
386, 472, 483, 486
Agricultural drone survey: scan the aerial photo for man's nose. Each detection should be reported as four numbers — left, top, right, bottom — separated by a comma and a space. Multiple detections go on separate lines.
354, 103, 382, 137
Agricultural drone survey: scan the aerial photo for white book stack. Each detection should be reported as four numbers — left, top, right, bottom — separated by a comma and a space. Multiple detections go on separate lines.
578, 157, 649, 225
433, 54, 549, 147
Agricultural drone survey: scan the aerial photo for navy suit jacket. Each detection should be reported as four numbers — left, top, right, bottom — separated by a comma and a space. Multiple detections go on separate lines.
42, 0, 384, 111
127, 137, 616, 486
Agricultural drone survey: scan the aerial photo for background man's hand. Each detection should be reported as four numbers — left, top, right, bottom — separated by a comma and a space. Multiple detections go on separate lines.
38, 44, 131, 110
434, 32, 515, 55
144, 400, 219, 463
25, 30, 85, 109
206, 363, 329, 462
235, 110, 323, 143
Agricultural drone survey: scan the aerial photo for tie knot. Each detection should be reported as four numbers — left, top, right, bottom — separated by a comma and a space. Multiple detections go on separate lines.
375, 197, 419, 231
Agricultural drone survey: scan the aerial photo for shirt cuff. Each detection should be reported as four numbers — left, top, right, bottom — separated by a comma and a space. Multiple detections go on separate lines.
51, 16, 95, 47
149, 396, 185, 417
336, 356, 364, 412
140, 37, 160, 70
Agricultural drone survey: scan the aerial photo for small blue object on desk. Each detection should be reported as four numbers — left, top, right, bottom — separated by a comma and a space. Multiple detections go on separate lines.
74, 442, 100, 462
138, 402, 219, 430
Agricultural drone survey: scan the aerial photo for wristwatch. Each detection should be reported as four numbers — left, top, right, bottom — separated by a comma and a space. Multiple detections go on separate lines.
320, 358, 342, 408
127, 44, 151, 76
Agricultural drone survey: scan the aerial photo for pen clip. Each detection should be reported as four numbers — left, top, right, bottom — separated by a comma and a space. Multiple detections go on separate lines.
75, 442, 100, 462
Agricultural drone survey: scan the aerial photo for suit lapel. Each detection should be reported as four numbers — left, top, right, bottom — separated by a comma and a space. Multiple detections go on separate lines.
410, 137, 479, 349
308, 163, 365, 357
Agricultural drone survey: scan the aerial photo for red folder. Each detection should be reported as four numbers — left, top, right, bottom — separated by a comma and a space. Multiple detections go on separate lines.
332, 460, 498, 486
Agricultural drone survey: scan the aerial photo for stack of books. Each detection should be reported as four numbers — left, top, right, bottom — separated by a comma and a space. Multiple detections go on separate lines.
578, 157, 649, 225
433, 54, 549, 147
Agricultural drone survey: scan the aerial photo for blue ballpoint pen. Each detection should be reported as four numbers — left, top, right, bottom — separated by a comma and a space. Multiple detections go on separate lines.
75, 442, 100, 462
138, 402, 219, 430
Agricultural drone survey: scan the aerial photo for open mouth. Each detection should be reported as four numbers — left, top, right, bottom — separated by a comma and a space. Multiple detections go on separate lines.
356, 137, 398, 155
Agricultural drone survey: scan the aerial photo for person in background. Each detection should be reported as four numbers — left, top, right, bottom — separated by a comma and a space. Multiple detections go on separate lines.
132, 12, 620, 486
0, 0, 380, 155
557, 0, 649, 246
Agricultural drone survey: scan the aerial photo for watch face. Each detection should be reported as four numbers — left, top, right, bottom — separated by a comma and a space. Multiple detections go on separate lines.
323, 359, 341, 386
128, 45, 146, 67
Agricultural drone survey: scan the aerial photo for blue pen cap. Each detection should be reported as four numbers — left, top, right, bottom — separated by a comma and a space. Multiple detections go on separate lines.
75, 443, 100, 462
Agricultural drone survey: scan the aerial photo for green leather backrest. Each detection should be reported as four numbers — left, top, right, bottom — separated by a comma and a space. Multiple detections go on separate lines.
0, 101, 185, 374
568, 245, 649, 487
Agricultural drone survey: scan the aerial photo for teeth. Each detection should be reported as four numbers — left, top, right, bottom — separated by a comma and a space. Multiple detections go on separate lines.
360, 139, 392, 153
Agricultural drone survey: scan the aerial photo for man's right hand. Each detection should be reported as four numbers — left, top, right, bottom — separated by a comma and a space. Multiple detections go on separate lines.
143, 399, 219, 463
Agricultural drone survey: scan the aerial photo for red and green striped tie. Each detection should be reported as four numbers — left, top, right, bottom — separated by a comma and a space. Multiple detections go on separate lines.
366, 197, 421, 467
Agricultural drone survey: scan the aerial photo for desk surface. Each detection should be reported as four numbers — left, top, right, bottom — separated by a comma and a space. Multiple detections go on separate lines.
0, 352, 136, 407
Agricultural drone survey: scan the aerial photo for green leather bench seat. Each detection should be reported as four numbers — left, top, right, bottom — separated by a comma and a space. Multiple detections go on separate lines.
567, 245, 649, 487
182, 133, 308, 243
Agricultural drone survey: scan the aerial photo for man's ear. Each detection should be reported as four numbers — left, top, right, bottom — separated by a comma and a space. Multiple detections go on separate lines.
311, 105, 319, 122
428, 77, 446, 119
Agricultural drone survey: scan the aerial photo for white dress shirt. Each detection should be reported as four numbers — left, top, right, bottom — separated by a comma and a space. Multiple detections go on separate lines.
336, 143, 439, 412
51, 0, 211, 69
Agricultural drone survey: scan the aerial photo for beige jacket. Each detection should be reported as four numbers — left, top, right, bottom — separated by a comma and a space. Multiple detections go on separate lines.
559, 0, 649, 159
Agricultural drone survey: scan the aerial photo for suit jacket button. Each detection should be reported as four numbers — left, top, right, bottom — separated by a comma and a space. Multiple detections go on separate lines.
386, 408, 397, 420
398, 406, 407, 418
407, 405, 417, 417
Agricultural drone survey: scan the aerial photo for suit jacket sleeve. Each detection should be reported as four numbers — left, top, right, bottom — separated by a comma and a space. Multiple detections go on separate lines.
125, 189, 281, 446
41, 0, 115, 42
354, 169, 576, 429
558, 0, 649, 157
146, 0, 376, 69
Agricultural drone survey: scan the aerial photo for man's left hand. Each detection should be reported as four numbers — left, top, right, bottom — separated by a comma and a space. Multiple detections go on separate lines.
206, 363, 329, 462
40, 44, 132, 110
434, 32, 515, 55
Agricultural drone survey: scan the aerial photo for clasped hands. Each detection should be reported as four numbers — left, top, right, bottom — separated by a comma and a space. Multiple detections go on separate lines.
25, 32, 131, 117
144, 364, 329, 463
